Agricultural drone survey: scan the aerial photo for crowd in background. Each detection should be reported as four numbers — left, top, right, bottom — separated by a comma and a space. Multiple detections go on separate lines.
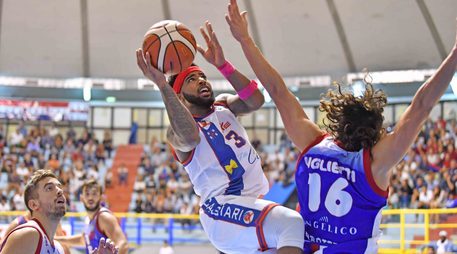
0, 122, 113, 213
0, 116, 456, 217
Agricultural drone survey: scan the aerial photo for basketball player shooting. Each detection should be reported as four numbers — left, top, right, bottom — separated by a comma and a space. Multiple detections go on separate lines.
0, 170, 118, 254
225, 0, 457, 253
136, 21, 305, 254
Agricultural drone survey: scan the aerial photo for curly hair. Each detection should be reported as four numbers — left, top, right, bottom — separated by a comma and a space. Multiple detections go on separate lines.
319, 82, 387, 151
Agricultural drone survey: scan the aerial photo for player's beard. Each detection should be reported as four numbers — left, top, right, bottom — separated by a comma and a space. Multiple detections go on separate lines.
182, 91, 215, 108
84, 200, 101, 212
47, 203, 66, 221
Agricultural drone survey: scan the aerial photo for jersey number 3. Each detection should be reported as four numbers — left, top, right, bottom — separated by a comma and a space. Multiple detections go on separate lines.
225, 130, 246, 148
308, 173, 353, 217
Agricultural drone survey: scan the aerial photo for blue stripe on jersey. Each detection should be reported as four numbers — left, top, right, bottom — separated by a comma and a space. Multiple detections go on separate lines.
200, 122, 245, 195
201, 197, 260, 227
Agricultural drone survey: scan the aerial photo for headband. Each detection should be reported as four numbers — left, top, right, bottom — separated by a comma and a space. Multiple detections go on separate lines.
172, 66, 203, 94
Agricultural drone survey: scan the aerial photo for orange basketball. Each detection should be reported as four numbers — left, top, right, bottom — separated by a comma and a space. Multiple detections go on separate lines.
142, 20, 197, 76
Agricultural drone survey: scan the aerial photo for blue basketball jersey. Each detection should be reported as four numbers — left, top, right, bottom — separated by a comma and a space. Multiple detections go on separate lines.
84, 207, 110, 254
295, 135, 387, 253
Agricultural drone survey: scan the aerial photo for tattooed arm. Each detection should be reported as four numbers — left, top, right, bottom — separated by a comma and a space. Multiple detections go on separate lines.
136, 49, 200, 155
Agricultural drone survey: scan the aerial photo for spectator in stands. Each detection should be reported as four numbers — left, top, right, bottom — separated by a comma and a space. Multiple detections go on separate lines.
133, 174, 146, 194
17, 121, 27, 137
158, 240, 174, 254
133, 195, 143, 213
47, 153, 61, 171
49, 122, 59, 137
179, 202, 193, 232
95, 143, 106, 163
105, 168, 113, 188
117, 163, 128, 186
26, 137, 41, 157
103, 129, 113, 158
436, 230, 454, 254
9, 128, 23, 146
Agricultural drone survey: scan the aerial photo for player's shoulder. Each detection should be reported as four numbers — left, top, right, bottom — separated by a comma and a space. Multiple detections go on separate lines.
97, 209, 116, 223
2, 226, 41, 251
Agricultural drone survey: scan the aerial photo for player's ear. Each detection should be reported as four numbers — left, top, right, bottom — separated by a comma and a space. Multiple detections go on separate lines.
28, 199, 39, 211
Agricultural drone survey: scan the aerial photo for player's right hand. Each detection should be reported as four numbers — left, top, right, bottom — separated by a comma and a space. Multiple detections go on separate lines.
90, 237, 119, 254
136, 48, 168, 90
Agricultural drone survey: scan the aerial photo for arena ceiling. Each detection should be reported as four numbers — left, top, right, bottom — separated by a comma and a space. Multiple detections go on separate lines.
0, 0, 456, 82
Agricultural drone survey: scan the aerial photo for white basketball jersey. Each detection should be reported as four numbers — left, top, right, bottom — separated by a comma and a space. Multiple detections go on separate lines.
0, 218, 65, 254
180, 103, 269, 203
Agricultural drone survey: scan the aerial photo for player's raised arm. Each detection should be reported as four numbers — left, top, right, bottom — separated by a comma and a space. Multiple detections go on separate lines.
197, 20, 264, 115
136, 49, 200, 153
98, 213, 128, 254
371, 20, 457, 190
225, 0, 324, 151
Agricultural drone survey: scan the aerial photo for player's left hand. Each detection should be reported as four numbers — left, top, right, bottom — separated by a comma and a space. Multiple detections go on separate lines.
90, 237, 119, 254
226, 0, 251, 44
197, 21, 226, 68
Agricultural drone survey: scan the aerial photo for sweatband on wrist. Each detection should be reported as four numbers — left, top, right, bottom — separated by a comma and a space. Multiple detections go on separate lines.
217, 60, 236, 78
238, 80, 259, 100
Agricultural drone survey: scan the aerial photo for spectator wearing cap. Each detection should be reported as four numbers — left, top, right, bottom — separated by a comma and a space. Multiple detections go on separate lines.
436, 230, 454, 254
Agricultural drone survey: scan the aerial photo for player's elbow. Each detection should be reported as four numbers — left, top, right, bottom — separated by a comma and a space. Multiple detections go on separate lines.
246, 92, 264, 111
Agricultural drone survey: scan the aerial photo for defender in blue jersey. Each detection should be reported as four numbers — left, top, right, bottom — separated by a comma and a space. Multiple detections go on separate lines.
226, 2, 457, 252
56, 180, 128, 254
137, 19, 304, 254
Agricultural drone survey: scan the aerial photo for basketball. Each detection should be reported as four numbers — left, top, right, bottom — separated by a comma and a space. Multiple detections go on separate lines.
142, 20, 197, 76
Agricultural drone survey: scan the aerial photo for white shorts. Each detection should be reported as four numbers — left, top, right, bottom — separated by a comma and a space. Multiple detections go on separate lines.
200, 195, 304, 254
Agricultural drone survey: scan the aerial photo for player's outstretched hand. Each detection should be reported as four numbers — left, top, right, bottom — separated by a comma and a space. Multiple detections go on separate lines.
225, 0, 250, 43
197, 21, 226, 68
90, 237, 119, 254
136, 48, 168, 90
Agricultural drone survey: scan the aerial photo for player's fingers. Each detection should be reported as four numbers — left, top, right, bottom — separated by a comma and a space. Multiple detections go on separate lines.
206, 21, 214, 36
145, 52, 153, 69
241, 11, 249, 24
99, 238, 106, 249
196, 45, 206, 55
114, 246, 119, 254
136, 49, 147, 71
200, 26, 211, 46
211, 31, 221, 48
225, 14, 232, 26
231, 0, 241, 16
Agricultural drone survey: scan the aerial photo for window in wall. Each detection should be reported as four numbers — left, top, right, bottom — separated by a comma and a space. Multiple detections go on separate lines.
114, 108, 131, 128
303, 107, 315, 123
443, 101, 457, 121
93, 129, 104, 142
275, 111, 284, 128
239, 112, 254, 127
137, 128, 147, 144
255, 109, 269, 127
394, 104, 409, 123
112, 130, 130, 146
317, 110, 327, 128
148, 109, 162, 127
383, 105, 394, 126
162, 110, 170, 127
252, 129, 268, 145
147, 129, 163, 143
429, 104, 441, 121
133, 109, 148, 127
93, 108, 112, 128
